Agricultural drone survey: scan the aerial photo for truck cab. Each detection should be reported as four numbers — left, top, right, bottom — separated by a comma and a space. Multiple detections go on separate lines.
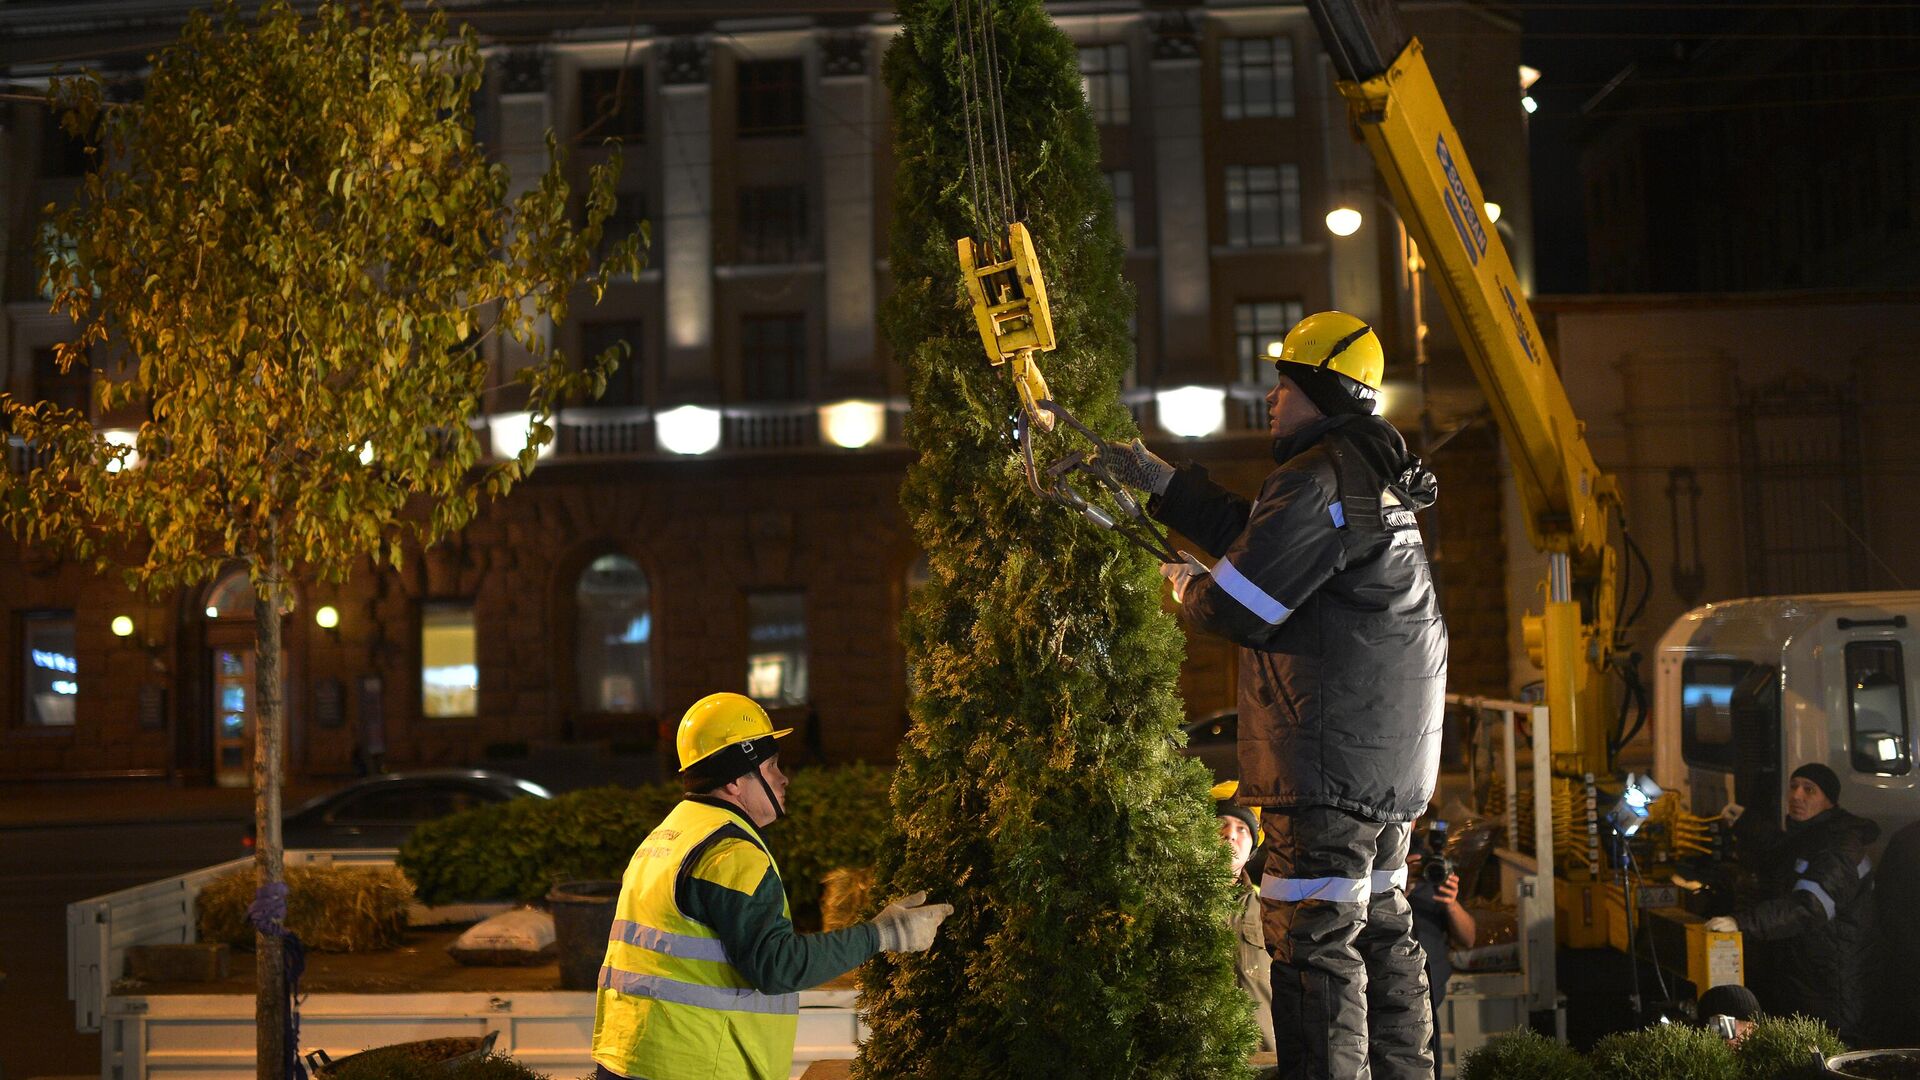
1653, 592, 1920, 849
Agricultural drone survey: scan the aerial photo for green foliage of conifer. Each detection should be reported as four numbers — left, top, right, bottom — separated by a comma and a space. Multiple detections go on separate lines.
854, 2, 1255, 1076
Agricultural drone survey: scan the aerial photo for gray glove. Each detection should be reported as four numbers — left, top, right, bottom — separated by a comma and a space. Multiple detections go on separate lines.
1099, 438, 1174, 495
870, 890, 955, 953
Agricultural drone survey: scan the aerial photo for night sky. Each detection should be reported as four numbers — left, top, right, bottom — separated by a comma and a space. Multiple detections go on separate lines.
1518, 0, 1747, 294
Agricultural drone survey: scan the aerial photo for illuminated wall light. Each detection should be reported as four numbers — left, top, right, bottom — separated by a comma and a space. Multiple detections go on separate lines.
1325, 206, 1364, 237
1519, 64, 1542, 91
1521, 95, 1538, 115
358, 442, 375, 466
1483, 201, 1503, 225
205, 606, 220, 619
102, 429, 139, 474
819, 399, 886, 449
488, 411, 556, 462
111, 615, 135, 638
1156, 386, 1227, 439
655, 405, 722, 456
315, 605, 340, 630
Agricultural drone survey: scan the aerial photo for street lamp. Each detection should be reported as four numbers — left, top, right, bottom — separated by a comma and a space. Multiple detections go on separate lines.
1325, 206, 1364, 237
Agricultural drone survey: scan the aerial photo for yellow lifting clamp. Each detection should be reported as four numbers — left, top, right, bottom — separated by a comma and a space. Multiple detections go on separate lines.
957, 221, 1057, 431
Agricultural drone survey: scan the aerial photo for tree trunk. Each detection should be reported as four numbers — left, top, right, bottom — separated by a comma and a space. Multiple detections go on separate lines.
254, 567, 287, 1079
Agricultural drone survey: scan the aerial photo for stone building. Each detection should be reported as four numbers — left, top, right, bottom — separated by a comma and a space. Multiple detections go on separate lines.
0, 2, 1528, 783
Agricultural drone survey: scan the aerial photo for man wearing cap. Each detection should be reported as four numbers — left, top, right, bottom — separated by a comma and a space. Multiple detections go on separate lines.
1215, 781, 1276, 1054
1705, 762, 1879, 1045
591, 692, 954, 1080
1696, 983, 1762, 1045
1105, 311, 1446, 1080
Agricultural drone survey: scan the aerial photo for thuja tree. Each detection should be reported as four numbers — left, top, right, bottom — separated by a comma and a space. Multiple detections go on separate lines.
857, 2, 1256, 1077
12, 2, 640, 1073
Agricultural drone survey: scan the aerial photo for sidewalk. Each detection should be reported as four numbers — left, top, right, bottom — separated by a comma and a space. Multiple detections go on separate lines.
0, 776, 336, 829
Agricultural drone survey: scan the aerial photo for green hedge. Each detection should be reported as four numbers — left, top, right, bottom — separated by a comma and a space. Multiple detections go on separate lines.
397, 764, 893, 930
1461, 1014, 1846, 1080
1459, 1029, 1593, 1080
1735, 1015, 1847, 1080
324, 1051, 548, 1080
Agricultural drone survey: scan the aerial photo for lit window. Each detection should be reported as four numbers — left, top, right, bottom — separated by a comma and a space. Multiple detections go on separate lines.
1078, 44, 1130, 126
1221, 36, 1295, 120
577, 554, 653, 714
1226, 165, 1301, 248
23, 611, 77, 727
1235, 300, 1304, 386
422, 603, 478, 719
1847, 640, 1910, 776
746, 591, 808, 707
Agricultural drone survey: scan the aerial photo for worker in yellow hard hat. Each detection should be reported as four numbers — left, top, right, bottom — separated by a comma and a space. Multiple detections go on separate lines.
1108, 311, 1447, 1080
591, 692, 954, 1080
1213, 780, 1275, 1054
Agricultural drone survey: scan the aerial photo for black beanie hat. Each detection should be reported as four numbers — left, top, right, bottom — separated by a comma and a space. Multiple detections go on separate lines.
1791, 762, 1841, 805
1280, 364, 1377, 417
1215, 800, 1259, 839
1698, 983, 1761, 1022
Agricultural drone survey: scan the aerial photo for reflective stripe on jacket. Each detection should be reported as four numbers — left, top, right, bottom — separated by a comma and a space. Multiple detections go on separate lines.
591, 799, 799, 1080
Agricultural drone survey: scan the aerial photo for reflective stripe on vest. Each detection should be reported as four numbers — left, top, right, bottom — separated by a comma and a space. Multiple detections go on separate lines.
1261, 873, 1370, 904
591, 799, 798, 1080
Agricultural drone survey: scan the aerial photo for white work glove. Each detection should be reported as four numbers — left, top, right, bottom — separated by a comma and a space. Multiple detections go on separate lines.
1099, 438, 1174, 495
870, 891, 955, 954
1705, 916, 1739, 933
1159, 554, 1207, 604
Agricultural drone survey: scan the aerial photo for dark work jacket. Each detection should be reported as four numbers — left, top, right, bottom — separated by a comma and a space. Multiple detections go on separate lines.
1737, 806, 1879, 1044
1153, 415, 1447, 822
1231, 874, 1277, 1052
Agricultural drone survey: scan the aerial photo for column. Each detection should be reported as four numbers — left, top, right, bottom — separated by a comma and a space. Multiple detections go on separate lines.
817, 30, 878, 391
659, 37, 714, 399
1150, 14, 1210, 379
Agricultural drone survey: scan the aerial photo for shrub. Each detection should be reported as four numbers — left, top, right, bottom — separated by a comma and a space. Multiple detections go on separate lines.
1459, 1028, 1593, 1080
398, 765, 895, 929
1736, 1014, 1846, 1080
1592, 1022, 1740, 1080
197, 865, 410, 952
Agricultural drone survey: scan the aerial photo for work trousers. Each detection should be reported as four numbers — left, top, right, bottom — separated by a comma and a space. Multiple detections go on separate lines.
1259, 805, 1433, 1080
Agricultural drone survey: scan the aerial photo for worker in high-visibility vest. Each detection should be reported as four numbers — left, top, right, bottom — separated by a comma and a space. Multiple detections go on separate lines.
591, 692, 953, 1080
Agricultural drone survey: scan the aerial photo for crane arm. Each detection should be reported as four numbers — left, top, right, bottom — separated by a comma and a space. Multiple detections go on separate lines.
1304, 1, 1621, 781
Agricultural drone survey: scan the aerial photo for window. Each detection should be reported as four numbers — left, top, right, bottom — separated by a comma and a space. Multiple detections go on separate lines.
1846, 641, 1910, 775
33, 347, 88, 412
421, 603, 477, 719
1221, 36, 1295, 119
746, 591, 808, 707
1680, 658, 1756, 771
577, 554, 653, 713
203, 567, 254, 619
1104, 170, 1135, 251
579, 65, 645, 142
1235, 300, 1304, 385
22, 611, 77, 727
598, 189, 648, 265
738, 59, 805, 136
581, 322, 647, 408
329, 784, 463, 824
741, 315, 807, 401
737, 185, 809, 265
1078, 44, 1130, 126
1225, 165, 1301, 248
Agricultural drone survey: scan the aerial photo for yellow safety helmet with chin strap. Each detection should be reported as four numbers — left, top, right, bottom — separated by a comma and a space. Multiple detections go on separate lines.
676, 692, 793, 772
1271, 310, 1385, 416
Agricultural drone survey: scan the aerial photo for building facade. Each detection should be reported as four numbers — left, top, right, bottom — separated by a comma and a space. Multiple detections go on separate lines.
0, 2, 1529, 783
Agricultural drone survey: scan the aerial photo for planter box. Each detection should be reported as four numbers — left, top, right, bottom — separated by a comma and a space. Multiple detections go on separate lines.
70, 852, 863, 1080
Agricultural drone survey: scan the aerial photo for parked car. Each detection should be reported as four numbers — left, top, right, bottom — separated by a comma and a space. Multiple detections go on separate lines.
1180, 709, 1238, 783
244, 769, 552, 851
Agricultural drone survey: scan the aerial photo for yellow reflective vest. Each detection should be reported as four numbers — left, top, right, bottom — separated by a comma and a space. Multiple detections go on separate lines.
590, 799, 799, 1080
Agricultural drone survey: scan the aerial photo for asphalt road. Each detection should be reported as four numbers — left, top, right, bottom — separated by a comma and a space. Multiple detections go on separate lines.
0, 821, 241, 1079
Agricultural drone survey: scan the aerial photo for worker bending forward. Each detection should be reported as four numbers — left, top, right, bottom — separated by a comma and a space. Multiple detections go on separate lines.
591, 692, 953, 1080
1109, 311, 1448, 1080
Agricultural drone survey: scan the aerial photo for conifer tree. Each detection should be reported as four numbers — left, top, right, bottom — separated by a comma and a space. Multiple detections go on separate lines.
856, 1, 1257, 1076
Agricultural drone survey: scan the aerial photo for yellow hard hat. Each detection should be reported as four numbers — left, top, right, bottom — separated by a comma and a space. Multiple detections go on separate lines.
676, 692, 793, 772
1272, 310, 1386, 404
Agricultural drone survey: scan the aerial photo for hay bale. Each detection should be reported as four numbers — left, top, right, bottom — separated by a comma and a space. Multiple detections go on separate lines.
819, 866, 875, 931
197, 865, 412, 952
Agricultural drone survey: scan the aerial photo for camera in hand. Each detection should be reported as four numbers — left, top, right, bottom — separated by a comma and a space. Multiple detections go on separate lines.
1420, 820, 1455, 887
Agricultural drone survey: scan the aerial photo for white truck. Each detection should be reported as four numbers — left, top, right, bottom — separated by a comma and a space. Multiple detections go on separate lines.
1652, 591, 1920, 847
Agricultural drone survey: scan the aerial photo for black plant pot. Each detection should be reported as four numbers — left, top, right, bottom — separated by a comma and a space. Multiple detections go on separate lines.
1826, 1050, 1920, 1079
548, 879, 622, 991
